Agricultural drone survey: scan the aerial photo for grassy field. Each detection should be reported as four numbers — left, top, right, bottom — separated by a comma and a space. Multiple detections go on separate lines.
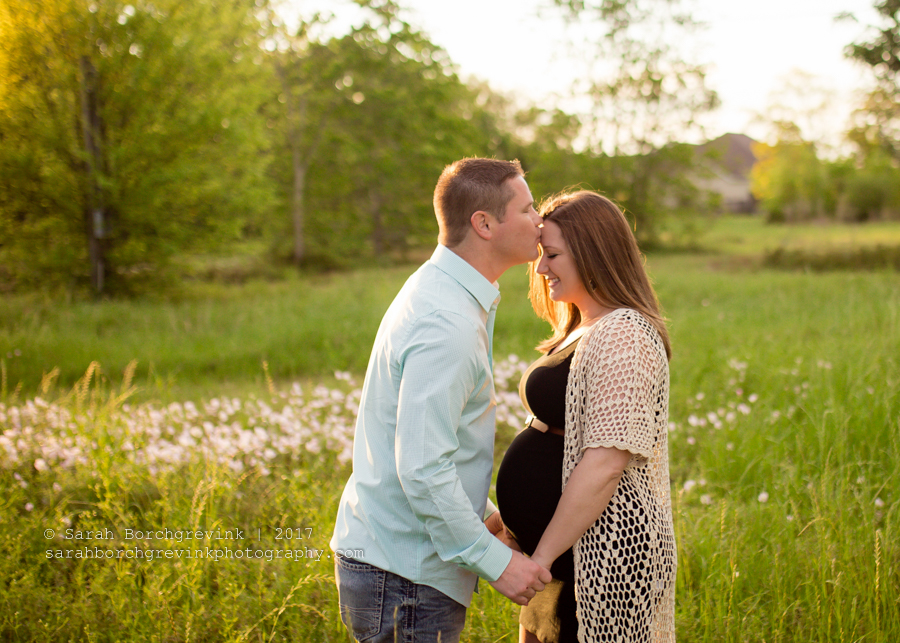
1, 216, 898, 641
700, 214, 900, 256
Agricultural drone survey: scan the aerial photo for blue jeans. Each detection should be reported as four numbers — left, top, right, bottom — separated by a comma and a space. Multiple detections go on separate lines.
335, 556, 467, 643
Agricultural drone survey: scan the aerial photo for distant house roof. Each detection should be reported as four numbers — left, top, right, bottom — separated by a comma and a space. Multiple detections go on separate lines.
695, 133, 757, 179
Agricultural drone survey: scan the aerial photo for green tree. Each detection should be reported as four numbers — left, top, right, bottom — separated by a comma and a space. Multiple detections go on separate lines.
841, 148, 900, 220
267, 19, 504, 266
750, 124, 829, 222
841, 0, 900, 220
264, 16, 345, 266
0, 0, 276, 294
846, 0, 900, 158
550, 0, 720, 245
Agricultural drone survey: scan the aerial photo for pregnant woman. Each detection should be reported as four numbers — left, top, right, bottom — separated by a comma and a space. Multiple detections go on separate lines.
496, 191, 676, 643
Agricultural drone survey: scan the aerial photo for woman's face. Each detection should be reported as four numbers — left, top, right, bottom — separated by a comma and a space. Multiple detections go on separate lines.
535, 220, 591, 306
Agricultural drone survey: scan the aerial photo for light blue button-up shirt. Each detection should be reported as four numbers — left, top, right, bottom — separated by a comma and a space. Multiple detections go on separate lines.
330, 245, 512, 607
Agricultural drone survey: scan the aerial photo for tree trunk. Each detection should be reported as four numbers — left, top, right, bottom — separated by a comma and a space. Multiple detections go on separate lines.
281, 62, 309, 267
79, 55, 104, 294
292, 149, 307, 265
370, 188, 384, 256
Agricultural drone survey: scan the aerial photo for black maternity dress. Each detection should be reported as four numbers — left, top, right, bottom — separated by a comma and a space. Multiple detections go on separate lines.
495, 338, 580, 643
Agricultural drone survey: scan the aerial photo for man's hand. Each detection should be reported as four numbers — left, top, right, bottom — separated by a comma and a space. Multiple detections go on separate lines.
488, 550, 552, 606
484, 511, 521, 552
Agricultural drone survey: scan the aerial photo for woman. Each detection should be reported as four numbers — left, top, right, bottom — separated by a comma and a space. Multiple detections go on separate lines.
496, 191, 676, 643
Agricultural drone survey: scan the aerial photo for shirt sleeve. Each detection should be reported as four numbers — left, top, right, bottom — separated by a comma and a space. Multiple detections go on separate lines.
484, 497, 498, 520
394, 310, 512, 582
578, 312, 662, 460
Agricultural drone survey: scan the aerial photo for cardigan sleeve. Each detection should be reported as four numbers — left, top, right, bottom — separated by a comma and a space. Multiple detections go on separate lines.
576, 310, 663, 460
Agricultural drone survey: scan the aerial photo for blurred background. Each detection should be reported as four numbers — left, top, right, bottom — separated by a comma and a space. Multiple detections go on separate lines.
1, 0, 897, 298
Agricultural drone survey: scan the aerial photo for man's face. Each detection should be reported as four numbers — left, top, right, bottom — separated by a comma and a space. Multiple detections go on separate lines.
491, 176, 542, 268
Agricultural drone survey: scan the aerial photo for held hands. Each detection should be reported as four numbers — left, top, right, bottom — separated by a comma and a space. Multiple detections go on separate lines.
529, 551, 555, 573
485, 511, 550, 605
488, 550, 552, 606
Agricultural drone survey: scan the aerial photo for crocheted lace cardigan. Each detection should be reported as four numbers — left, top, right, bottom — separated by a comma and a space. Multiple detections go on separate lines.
563, 308, 676, 643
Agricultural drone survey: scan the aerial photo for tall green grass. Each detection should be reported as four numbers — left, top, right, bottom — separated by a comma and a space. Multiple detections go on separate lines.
0, 268, 417, 402
653, 259, 899, 642
1, 225, 898, 641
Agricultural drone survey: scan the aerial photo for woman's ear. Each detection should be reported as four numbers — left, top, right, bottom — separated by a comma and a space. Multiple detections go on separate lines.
469, 210, 493, 241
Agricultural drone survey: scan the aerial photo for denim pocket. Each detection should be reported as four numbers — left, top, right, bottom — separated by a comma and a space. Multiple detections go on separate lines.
335, 556, 385, 642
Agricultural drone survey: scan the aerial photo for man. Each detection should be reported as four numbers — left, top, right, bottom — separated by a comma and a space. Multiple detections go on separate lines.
331, 158, 551, 642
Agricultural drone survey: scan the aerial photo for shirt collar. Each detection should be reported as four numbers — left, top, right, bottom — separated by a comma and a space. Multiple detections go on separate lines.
429, 245, 500, 314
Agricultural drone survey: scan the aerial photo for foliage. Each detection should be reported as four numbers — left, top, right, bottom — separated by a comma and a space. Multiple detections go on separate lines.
848, 0, 900, 85
471, 85, 714, 249
750, 128, 830, 223
842, 148, 900, 221
0, 0, 279, 295
846, 0, 900, 159
548, 0, 720, 246
554, 0, 718, 154
751, 126, 900, 223
278, 25, 502, 266
0, 0, 731, 294
764, 244, 900, 271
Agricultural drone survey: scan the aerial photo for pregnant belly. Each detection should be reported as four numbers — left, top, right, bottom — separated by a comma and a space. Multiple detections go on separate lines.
496, 427, 573, 581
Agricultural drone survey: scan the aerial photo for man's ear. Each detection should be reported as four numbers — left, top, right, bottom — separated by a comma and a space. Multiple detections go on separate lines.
470, 210, 494, 241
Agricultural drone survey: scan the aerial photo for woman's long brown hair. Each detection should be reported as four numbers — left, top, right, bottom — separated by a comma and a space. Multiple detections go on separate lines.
529, 190, 672, 360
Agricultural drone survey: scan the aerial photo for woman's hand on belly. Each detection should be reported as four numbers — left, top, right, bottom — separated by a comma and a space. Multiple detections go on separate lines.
485, 511, 522, 552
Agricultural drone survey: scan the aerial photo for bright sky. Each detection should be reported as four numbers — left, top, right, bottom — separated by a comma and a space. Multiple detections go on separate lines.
285, 0, 882, 146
